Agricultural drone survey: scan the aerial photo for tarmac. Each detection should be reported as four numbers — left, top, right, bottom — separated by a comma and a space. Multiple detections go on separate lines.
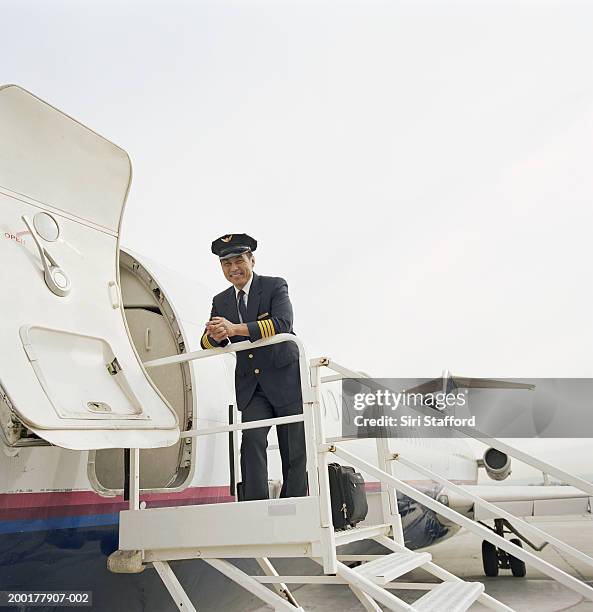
254, 516, 593, 611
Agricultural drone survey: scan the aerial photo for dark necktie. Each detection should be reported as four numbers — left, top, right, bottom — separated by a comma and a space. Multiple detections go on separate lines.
237, 289, 248, 323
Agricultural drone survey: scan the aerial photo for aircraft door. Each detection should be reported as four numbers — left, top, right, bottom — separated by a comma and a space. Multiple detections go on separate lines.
0, 85, 179, 450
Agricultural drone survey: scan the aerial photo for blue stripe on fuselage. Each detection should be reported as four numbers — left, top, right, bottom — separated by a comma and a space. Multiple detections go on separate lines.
0, 513, 119, 535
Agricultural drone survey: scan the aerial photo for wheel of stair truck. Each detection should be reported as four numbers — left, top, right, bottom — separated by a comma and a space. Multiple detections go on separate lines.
482, 540, 499, 577
509, 538, 527, 577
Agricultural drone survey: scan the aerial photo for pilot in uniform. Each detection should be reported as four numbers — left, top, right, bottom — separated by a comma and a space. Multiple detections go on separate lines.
200, 234, 307, 501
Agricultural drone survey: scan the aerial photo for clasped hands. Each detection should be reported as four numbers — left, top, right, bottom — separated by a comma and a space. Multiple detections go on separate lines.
205, 316, 237, 342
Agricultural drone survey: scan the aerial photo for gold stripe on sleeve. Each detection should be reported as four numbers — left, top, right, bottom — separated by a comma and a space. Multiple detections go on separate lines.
257, 320, 267, 338
202, 334, 213, 349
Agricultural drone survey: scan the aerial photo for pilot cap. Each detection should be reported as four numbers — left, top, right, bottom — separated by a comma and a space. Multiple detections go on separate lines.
211, 234, 257, 260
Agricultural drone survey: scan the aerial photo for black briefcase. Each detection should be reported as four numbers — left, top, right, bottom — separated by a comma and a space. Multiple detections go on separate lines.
328, 462, 368, 530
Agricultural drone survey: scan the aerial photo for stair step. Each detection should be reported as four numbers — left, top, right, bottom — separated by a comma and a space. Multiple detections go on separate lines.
413, 582, 484, 612
334, 523, 391, 546
355, 551, 432, 585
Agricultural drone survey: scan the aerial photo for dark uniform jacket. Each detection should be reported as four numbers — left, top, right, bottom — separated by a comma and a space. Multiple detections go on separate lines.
200, 273, 302, 411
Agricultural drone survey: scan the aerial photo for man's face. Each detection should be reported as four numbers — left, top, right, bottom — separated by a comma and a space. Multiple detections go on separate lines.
220, 253, 255, 289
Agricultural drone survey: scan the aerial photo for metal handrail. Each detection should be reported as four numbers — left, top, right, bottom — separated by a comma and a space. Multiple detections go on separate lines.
317, 355, 593, 602
146, 345, 593, 601
471, 436, 593, 497
180, 414, 304, 438
394, 453, 593, 570
313, 357, 593, 603
316, 358, 593, 497
144, 332, 316, 405
127, 333, 322, 518
145, 334, 314, 442
332, 444, 593, 602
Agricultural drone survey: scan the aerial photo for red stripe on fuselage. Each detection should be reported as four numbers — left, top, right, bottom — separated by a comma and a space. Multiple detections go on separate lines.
0, 487, 234, 521
0, 479, 476, 522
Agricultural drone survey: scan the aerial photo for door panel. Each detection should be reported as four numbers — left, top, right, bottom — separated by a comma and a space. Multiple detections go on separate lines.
0, 85, 179, 450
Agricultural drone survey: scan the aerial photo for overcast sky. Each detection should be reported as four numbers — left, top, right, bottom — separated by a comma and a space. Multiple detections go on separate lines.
3, 0, 593, 379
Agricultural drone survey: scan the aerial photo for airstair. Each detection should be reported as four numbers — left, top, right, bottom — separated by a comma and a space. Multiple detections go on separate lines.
108, 334, 593, 612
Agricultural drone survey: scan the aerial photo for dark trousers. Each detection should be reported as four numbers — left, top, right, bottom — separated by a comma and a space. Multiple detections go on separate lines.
240, 384, 307, 501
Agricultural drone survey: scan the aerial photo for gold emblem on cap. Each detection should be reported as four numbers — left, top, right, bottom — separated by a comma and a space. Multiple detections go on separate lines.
221, 235, 233, 243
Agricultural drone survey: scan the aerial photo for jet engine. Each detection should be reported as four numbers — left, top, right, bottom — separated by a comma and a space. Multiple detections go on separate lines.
481, 447, 512, 481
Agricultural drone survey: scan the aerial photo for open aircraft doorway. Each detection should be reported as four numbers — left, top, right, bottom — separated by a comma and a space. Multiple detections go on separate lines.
89, 250, 197, 495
